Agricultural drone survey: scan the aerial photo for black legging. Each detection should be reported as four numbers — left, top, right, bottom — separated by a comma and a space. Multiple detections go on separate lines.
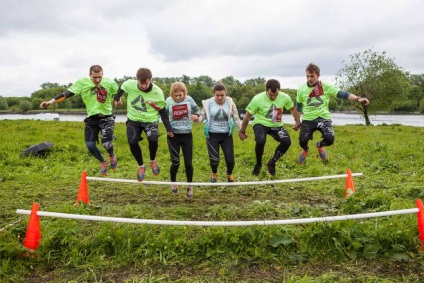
253, 124, 291, 165
126, 120, 159, 166
167, 133, 193, 182
206, 132, 235, 175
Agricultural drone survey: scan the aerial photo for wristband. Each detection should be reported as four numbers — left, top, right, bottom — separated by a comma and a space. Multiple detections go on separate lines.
240, 130, 246, 134
356, 96, 360, 101
49, 98, 55, 104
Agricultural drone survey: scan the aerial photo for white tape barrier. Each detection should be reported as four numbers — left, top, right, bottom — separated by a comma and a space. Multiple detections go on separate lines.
16, 208, 418, 227
87, 173, 363, 186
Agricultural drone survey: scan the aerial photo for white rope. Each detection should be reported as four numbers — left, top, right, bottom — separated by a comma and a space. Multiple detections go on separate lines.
16, 208, 418, 227
87, 173, 363, 186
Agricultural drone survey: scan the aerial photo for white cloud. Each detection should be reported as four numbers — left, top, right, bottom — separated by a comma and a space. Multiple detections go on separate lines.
0, 0, 423, 97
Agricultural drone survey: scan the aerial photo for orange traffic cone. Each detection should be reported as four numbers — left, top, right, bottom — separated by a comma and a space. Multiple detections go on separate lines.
344, 168, 356, 199
23, 203, 41, 250
416, 199, 424, 251
75, 171, 89, 205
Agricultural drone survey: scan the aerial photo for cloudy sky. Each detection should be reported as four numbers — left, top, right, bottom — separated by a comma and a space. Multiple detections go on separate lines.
1, 0, 423, 97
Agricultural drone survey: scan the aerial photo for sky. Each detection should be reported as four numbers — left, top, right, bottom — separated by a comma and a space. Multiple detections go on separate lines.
1, 0, 423, 97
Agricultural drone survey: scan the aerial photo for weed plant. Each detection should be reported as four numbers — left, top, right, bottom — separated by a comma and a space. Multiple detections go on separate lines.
0, 120, 423, 282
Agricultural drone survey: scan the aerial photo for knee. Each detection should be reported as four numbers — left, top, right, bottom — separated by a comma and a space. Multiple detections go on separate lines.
127, 138, 139, 147
323, 135, 335, 146
85, 141, 97, 151
255, 137, 266, 147
299, 135, 309, 147
102, 141, 113, 150
282, 138, 291, 148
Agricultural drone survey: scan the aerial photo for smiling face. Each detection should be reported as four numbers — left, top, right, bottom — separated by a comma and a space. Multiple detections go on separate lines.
214, 90, 226, 105
90, 71, 103, 87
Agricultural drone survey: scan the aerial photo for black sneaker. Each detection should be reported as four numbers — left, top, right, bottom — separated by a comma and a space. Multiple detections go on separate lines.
252, 164, 261, 176
266, 162, 276, 176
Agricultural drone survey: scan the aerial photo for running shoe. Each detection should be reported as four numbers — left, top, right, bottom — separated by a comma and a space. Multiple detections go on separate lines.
109, 154, 117, 170
186, 186, 193, 200
100, 161, 108, 176
252, 164, 261, 176
150, 160, 160, 175
298, 150, 308, 164
171, 185, 178, 194
227, 174, 234, 182
266, 162, 276, 176
317, 147, 328, 161
137, 165, 145, 182
210, 173, 217, 183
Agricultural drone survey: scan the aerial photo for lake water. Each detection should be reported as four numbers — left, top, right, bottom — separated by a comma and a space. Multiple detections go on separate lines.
0, 112, 423, 127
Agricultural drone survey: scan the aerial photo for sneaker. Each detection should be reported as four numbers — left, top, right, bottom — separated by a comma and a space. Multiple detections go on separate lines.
150, 160, 160, 176
298, 150, 308, 164
100, 161, 108, 176
186, 186, 193, 200
227, 174, 234, 182
137, 165, 145, 182
171, 185, 178, 194
317, 147, 328, 161
210, 173, 217, 183
109, 154, 117, 170
266, 162, 276, 176
252, 164, 261, 176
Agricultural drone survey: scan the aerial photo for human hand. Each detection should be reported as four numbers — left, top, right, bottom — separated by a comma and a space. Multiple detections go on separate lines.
239, 131, 248, 140
114, 100, 122, 108
292, 122, 301, 131
191, 115, 200, 122
167, 132, 174, 138
39, 101, 49, 109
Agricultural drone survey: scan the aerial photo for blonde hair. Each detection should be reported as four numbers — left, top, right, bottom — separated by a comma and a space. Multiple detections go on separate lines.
169, 82, 188, 99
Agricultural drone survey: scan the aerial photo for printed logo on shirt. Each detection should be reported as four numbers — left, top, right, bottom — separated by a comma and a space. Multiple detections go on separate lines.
272, 108, 282, 123
213, 108, 229, 121
172, 104, 189, 120
131, 95, 147, 112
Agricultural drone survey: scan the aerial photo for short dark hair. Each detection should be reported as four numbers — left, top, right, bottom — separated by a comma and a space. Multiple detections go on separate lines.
136, 68, 152, 82
89, 65, 103, 74
213, 82, 227, 93
266, 79, 280, 92
306, 63, 320, 75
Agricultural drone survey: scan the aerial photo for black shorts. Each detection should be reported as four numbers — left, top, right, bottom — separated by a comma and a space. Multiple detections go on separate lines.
84, 114, 115, 143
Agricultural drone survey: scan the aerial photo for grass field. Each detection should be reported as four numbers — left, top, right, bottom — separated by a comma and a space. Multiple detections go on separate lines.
1, 120, 424, 282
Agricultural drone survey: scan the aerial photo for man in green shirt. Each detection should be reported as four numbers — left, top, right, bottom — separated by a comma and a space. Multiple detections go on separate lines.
296, 63, 370, 164
239, 79, 301, 176
114, 68, 173, 182
40, 65, 119, 175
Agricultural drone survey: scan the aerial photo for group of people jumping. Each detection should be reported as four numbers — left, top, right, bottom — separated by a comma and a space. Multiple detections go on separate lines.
40, 64, 369, 200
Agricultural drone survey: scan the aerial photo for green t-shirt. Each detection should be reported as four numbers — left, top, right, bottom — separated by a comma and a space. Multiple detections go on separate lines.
296, 81, 339, 121
246, 91, 294, 127
121, 80, 166, 122
68, 77, 118, 117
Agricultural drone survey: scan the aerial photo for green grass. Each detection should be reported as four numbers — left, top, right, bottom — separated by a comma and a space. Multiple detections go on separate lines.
1, 120, 424, 282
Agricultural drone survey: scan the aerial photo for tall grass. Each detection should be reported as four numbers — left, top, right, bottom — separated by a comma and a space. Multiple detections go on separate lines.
0, 120, 423, 282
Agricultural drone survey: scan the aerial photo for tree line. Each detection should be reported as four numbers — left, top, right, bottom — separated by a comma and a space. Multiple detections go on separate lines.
1, 49, 424, 119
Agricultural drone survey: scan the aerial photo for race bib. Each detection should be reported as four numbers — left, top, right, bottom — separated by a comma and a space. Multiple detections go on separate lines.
172, 104, 188, 120
308, 81, 324, 98
272, 108, 282, 123
96, 87, 107, 103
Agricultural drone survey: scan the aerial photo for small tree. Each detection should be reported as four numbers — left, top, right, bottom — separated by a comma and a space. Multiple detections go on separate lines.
0, 96, 8, 110
335, 48, 411, 125
19, 100, 31, 112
